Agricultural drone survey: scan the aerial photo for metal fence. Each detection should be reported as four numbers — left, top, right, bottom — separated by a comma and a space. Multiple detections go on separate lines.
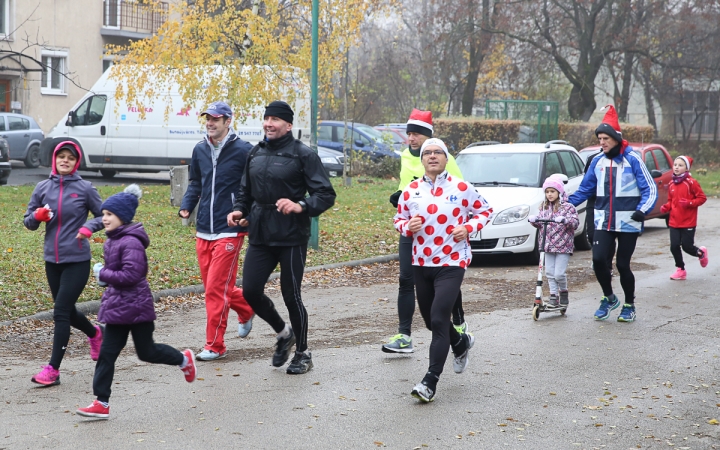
103, 0, 169, 35
485, 100, 559, 142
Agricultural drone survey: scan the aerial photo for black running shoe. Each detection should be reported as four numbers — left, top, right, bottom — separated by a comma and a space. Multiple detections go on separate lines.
286, 351, 313, 374
272, 329, 296, 367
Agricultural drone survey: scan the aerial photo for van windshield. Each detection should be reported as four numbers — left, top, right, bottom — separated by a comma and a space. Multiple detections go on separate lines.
456, 152, 542, 187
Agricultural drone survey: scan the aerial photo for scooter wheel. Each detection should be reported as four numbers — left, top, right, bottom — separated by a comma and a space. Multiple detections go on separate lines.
560, 308, 566, 316
532, 305, 540, 321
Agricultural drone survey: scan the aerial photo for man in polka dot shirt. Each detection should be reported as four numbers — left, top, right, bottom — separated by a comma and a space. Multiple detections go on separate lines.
393, 138, 492, 403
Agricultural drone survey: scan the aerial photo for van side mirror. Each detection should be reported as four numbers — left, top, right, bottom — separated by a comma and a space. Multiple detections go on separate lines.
65, 112, 74, 127
651, 169, 662, 179
354, 139, 365, 148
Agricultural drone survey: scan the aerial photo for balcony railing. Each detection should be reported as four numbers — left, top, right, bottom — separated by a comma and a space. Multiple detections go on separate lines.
102, 0, 168, 38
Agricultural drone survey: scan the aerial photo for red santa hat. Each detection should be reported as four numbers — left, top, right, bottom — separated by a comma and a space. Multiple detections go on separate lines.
406, 109, 433, 138
677, 155, 693, 170
595, 105, 623, 143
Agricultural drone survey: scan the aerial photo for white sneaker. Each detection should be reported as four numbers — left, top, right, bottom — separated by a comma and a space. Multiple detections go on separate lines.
411, 382, 435, 403
238, 315, 254, 338
196, 349, 226, 361
453, 333, 475, 374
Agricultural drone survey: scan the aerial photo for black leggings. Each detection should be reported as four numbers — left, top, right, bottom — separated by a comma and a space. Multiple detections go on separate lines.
413, 266, 466, 377
93, 321, 183, 403
398, 235, 464, 336
242, 244, 309, 352
669, 227, 699, 270
592, 231, 638, 303
46, 260, 97, 369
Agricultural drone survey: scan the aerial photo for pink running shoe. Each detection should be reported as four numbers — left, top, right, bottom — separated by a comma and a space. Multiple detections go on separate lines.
699, 247, 709, 268
77, 400, 110, 419
181, 349, 196, 383
670, 268, 687, 280
31, 365, 60, 386
88, 325, 103, 361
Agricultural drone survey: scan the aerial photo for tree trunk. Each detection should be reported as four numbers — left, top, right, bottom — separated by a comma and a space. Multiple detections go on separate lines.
618, 52, 635, 121
568, 82, 597, 122
640, 63, 657, 135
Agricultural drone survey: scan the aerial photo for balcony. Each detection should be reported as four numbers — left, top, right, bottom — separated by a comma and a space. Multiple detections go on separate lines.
101, 0, 169, 40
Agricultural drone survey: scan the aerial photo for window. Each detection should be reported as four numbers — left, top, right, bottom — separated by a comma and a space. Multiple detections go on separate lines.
74, 95, 107, 126
352, 130, 371, 145
0, 118, 5, 131
41, 50, 68, 95
102, 59, 114, 73
653, 149, 670, 171
558, 151, 580, 178
644, 151, 657, 172
0, 0, 9, 37
544, 152, 563, 178
8, 116, 28, 130
317, 124, 332, 141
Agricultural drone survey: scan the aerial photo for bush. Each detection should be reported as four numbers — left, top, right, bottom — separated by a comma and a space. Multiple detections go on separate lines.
558, 122, 655, 149
434, 118, 523, 153
347, 151, 401, 179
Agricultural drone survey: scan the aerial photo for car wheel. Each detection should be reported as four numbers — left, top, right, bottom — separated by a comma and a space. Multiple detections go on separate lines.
523, 236, 540, 266
574, 220, 592, 251
24, 145, 40, 168
100, 169, 117, 179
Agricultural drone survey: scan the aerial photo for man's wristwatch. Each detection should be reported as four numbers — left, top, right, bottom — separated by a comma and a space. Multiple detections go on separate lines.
298, 200, 308, 213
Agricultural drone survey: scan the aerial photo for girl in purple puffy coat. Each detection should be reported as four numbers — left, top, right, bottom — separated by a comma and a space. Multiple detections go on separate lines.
528, 176, 579, 307
77, 185, 196, 420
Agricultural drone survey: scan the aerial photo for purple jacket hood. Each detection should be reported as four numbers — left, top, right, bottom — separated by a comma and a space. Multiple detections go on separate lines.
97, 223, 156, 324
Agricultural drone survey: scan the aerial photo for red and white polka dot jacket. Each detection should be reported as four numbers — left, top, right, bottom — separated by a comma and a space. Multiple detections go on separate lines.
394, 171, 492, 269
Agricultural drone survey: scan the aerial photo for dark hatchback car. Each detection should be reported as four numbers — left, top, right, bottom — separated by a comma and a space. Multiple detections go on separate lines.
0, 137, 11, 185
317, 146, 344, 177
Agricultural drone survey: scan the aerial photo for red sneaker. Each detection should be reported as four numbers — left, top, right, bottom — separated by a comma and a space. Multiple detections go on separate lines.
31, 365, 60, 386
88, 325, 103, 361
181, 349, 196, 383
699, 247, 709, 268
77, 400, 110, 419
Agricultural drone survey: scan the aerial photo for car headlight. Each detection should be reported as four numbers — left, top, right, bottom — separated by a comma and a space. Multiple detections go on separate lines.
321, 157, 340, 164
493, 205, 530, 225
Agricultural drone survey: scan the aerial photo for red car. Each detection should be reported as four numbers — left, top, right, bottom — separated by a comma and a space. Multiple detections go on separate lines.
578, 143, 672, 223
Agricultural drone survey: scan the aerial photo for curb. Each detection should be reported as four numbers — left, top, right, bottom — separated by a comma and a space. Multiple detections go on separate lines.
0, 254, 399, 327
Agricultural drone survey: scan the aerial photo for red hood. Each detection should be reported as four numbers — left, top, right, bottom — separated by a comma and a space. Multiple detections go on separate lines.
51, 141, 83, 175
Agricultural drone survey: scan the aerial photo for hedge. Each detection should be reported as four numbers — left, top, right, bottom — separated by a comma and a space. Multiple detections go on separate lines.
434, 117, 655, 152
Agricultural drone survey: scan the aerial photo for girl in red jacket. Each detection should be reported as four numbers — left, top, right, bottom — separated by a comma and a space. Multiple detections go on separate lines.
660, 156, 708, 280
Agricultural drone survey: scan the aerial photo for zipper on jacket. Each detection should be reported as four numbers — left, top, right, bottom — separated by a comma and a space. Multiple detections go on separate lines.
607, 160, 613, 231
55, 176, 64, 263
210, 146, 217, 234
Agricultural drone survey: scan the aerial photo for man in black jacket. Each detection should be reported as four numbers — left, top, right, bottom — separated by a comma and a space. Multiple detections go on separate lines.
227, 100, 336, 374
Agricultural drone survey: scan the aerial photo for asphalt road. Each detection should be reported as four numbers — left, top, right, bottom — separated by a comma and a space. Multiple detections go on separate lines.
1, 201, 719, 448
5, 161, 171, 186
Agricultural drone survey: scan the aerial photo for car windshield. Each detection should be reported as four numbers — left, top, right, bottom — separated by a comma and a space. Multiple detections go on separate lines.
378, 129, 406, 143
353, 124, 383, 140
456, 152, 542, 187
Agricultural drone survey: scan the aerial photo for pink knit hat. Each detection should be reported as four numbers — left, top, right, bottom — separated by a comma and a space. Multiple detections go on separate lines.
542, 175, 566, 197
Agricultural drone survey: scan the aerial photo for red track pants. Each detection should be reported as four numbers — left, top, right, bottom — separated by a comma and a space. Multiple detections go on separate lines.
196, 235, 254, 354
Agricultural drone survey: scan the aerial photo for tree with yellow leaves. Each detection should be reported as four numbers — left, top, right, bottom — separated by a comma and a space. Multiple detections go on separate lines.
106, 0, 392, 123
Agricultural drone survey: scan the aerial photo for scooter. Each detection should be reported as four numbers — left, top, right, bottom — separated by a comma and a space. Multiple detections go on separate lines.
532, 218, 567, 321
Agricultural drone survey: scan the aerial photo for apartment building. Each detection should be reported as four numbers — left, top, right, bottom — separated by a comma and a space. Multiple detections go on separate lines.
0, 0, 167, 132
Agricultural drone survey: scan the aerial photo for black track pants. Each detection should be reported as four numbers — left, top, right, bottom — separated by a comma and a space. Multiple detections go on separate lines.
592, 230, 638, 303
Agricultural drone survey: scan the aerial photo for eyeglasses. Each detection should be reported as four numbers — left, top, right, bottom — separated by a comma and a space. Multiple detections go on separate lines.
423, 150, 445, 156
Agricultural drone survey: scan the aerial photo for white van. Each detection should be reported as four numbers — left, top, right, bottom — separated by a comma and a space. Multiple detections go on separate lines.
40, 67, 310, 178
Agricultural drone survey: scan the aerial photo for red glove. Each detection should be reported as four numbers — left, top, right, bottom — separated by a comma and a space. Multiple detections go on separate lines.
678, 198, 690, 209
660, 204, 670, 214
34, 207, 53, 222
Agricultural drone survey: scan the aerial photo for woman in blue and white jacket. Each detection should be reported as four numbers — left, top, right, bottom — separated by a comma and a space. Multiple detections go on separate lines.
569, 106, 657, 323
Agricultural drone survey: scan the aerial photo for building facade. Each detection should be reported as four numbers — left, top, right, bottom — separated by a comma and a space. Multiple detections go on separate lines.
0, 0, 166, 133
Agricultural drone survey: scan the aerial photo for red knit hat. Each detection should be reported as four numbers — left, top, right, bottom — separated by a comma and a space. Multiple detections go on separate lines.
595, 105, 622, 143
677, 155, 693, 170
406, 109, 433, 138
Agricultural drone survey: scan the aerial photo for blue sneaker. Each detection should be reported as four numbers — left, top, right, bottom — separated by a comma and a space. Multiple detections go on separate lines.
594, 294, 620, 320
617, 304, 636, 322
238, 315, 254, 338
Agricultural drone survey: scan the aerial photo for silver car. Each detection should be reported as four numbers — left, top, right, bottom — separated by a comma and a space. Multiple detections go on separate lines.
0, 113, 45, 168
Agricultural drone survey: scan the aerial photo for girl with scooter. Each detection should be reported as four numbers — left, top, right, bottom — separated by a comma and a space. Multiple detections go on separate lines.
529, 175, 579, 308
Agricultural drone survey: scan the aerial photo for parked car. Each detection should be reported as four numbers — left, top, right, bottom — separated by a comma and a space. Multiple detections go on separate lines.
317, 121, 398, 160
317, 146, 344, 177
375, 123, 407, 132
0, 113, 45, 168
374, 127, 408, 153
0, 137, 10, 185
455, 140, 590, 264
579, 143, 671, 222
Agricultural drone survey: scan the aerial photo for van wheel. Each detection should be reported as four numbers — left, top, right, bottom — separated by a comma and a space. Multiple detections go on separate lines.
100, 169, 117, 178
24, 145, 40, 168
